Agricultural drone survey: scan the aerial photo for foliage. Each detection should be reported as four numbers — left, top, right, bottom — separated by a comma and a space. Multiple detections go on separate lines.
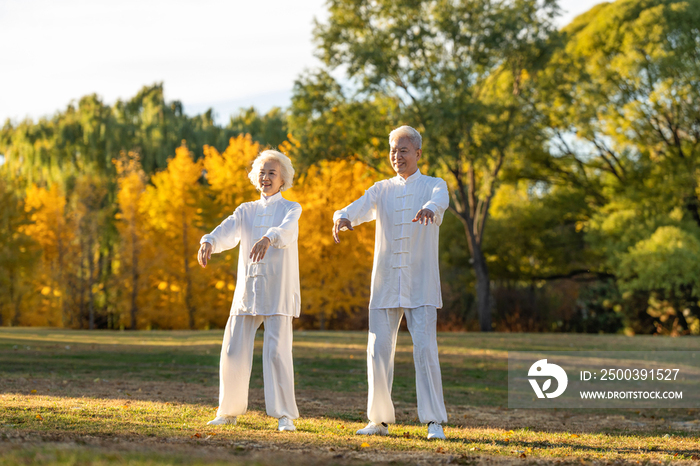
537, 0, 700, 217
113, 151, 149, 329
202, 135, 260, 217
288, 159, 377, 329
618, 226, 700, 296
485, 183, 593, 280
227, 107, 288, 150
297, 0, 561, 331
140, 144, 208, 329
529, 0, 700, 333
289, 70, 398, 173
0, 177, 41, 326
560, 281, 626, 334
3, 1, 700, 333
20, 183, 75, 327
0, 84, 289, 185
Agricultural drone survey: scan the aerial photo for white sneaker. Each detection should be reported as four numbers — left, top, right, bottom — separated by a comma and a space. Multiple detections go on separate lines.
427, 422, 445, 440
207, 415, 237, 426
356, 422, 389, 436
278, 416, 296, 432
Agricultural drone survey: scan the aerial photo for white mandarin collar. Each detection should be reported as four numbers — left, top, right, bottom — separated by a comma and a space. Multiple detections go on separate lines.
397, 169, 422, 185
260, 191, 283, 206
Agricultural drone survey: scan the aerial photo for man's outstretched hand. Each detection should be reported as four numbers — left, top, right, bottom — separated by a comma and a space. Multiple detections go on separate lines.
333, 218, 354, 244
198, 242, 213, 268
250, 236, 271, 262
412, 208, 435, 225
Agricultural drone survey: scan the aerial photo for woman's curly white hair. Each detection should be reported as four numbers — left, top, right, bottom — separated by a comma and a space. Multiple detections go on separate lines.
248, 150, 295, 192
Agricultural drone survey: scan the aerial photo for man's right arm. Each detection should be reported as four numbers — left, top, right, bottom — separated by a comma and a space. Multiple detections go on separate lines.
332, 183, 379, 243
333, 183, 380, 226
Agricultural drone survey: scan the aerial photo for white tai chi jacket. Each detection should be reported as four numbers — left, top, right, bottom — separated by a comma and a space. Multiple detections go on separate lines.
333, 170, 449, 310
201, 192, 302, 317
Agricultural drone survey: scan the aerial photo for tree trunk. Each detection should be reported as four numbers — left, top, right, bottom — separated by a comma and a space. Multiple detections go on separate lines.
101, 244, 114, 329
57, 227, 69, 327
458, 219, 492, 332
472, 246, 492, 332
685, 193, 700, 230
451, 195, 493, 332
78, 235, 86, 329
88, 235, 95, 330
14, 288, 23, 327
130, 226, 139, 330
9, 268, 19, 326
182, 212, 196, 330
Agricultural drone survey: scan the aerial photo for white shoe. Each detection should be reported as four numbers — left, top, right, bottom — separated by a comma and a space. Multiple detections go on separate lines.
356, 422, 389, 436
427, 422, 445, 440
278, 416, 296, 432
207, 415, 237, 426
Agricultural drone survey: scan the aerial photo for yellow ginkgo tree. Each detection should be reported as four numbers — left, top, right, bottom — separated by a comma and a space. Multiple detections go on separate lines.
113, 151, 149, 329
140, 143, 210, 329
289, 159, 377, 329
21, 183, 73, 326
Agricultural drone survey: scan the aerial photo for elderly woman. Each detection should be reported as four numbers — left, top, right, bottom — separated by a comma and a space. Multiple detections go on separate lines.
198, 150, 301, 432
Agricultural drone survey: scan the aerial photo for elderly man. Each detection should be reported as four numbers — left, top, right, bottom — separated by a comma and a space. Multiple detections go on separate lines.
332, 125, 449, 440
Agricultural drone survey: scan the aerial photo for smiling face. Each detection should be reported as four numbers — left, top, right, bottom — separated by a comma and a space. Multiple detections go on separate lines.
389, 135, 422, 179
258, 159, 283, 196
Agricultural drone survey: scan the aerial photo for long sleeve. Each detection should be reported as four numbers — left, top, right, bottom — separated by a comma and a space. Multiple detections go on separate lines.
333, 182, 380, 226
264, 203, 302, 249
201, 207, 242, 254
421, 178, 449, 226
350, 172, 444, 311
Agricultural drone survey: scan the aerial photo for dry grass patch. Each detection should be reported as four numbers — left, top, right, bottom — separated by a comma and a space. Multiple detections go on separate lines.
2, 329, 700, 465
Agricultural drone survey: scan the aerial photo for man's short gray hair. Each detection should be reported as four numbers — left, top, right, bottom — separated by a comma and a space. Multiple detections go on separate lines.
248, 150, 295, 192
389, 125, 422, 150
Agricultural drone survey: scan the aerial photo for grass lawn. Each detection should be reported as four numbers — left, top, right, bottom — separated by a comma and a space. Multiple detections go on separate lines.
1, 328, 700, 465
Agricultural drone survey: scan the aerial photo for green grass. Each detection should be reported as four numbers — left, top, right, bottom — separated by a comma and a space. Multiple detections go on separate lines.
2, 328, 700, 465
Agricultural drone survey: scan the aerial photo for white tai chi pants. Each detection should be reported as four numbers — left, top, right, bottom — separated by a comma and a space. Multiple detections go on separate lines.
216, 315, 299, 419
367, 305, 448, 425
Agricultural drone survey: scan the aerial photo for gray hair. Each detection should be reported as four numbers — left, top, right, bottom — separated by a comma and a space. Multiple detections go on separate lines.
248, 150, 295, 192
389, 125, 422, 150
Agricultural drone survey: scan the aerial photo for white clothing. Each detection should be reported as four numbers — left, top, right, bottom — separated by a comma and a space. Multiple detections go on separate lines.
201, 192, 302, 317
367, 306, 447, 424
333, 170, 449, 310
217, 315, 299, 419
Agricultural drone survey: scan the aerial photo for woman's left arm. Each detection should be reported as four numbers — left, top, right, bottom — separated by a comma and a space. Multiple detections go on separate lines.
263, 203, 303, 249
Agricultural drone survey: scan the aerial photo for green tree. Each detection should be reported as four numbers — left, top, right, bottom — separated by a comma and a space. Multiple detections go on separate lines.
227, 107, 289, 150
289, 71, 399, 172
533, 0, 700, 332
538, 0, 700, 221
297, 0, 560, 330
0, 83, 288, 187
0, 176, 40, 326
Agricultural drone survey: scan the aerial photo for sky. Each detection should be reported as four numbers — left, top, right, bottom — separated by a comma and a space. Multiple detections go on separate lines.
0, 0, 605, 125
